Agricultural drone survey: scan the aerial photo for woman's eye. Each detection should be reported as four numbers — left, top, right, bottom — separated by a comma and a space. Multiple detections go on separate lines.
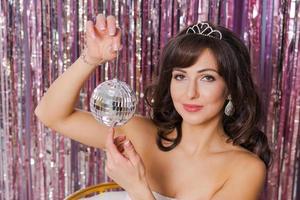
201, 75, 215, 81
173, 74, 186, 80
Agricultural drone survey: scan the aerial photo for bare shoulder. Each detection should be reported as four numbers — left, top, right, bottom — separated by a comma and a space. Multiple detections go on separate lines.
233, 150, 266, 191
226, 146, 266, 181
212, 148, 267, 200
231, 148, 266, 174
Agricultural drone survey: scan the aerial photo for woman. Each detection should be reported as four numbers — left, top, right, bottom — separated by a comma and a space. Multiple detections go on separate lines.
35, 14, 271, 200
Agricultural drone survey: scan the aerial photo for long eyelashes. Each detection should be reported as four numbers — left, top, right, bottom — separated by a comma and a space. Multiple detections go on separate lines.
172, 74, 216, 82
173, 74, 186, 80
201, 75, 215, 81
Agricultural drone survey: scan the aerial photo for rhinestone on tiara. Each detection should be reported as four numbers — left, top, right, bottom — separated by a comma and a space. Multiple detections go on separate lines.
186, 22, 222, 40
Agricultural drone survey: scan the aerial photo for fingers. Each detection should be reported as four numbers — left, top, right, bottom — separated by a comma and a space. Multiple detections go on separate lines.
107, 16, 117, 36
114, 135, 126, 152
123, 140, 141, 166
86, 21, 96, 38
89, 14, 121, 50
113, 28, 122, 51
96, 14, 106, 32
114, 135, 126, 145
95, 14, 117, 36
105, 128, 127, 162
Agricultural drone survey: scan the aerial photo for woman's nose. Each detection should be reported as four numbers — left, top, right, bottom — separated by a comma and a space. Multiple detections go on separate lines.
186, 80, 199, 99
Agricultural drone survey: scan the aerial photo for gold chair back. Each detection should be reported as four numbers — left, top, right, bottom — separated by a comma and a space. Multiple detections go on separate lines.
64, 182, 121, 200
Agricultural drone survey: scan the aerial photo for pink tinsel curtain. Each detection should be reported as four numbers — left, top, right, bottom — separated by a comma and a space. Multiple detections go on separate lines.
0, 0, 299, 200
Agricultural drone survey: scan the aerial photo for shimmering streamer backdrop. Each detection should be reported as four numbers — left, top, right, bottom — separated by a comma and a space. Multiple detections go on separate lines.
0, 0, 299, 199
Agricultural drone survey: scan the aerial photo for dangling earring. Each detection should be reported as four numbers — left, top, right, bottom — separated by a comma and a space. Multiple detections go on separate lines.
225, 95, 234, 116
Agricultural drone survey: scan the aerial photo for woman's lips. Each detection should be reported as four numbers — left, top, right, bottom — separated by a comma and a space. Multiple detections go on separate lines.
182, 104, 203, 112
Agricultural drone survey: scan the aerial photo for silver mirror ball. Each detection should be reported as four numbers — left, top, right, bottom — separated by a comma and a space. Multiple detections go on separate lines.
90, 78, 137, 127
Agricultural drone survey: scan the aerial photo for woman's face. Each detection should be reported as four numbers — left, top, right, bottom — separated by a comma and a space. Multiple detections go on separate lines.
170, 48, 228, 126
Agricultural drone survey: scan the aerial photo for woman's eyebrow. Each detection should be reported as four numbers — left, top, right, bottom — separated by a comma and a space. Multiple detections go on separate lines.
173, 68, 218, 73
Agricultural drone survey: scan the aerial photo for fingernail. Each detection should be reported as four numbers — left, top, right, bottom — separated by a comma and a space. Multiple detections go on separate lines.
124, 140, 131, 147
113, 43, 118, 51
99, 24, 105, 30
117, 136, 126, 141
109, 30, 115, 36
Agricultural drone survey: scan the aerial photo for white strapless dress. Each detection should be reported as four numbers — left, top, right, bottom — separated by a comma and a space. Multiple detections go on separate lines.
82, 191, 176, 200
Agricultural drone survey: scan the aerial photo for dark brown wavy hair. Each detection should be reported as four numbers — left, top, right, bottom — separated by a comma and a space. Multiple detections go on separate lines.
145, 22, 272, 168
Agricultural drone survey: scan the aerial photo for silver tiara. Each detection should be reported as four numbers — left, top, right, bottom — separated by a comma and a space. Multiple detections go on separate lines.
186, 22, 222, 40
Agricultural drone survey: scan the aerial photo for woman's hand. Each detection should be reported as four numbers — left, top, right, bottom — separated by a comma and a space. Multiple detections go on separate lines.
104, 128, 152, 198
84, 14, 122, 64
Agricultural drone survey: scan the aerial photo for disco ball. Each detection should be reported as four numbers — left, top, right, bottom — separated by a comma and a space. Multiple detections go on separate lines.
90, 78, 137, 127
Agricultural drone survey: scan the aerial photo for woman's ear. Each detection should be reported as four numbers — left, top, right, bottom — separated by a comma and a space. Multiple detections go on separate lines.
223, 87, 230, 100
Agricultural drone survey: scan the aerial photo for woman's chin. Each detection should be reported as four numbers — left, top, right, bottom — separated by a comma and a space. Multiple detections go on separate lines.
180, 112, 222, 126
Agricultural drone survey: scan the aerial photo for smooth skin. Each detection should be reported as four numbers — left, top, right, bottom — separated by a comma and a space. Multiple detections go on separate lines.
35, 14, 266, 200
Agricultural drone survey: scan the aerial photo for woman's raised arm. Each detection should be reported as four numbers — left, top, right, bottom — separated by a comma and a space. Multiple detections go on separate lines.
34, 14, 123, 148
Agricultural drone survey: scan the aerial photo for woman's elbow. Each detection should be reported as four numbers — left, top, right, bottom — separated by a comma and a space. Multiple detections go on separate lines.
34, 104, 55, 128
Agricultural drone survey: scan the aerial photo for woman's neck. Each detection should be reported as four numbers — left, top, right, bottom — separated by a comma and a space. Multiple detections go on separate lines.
177, 117, 230, 157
